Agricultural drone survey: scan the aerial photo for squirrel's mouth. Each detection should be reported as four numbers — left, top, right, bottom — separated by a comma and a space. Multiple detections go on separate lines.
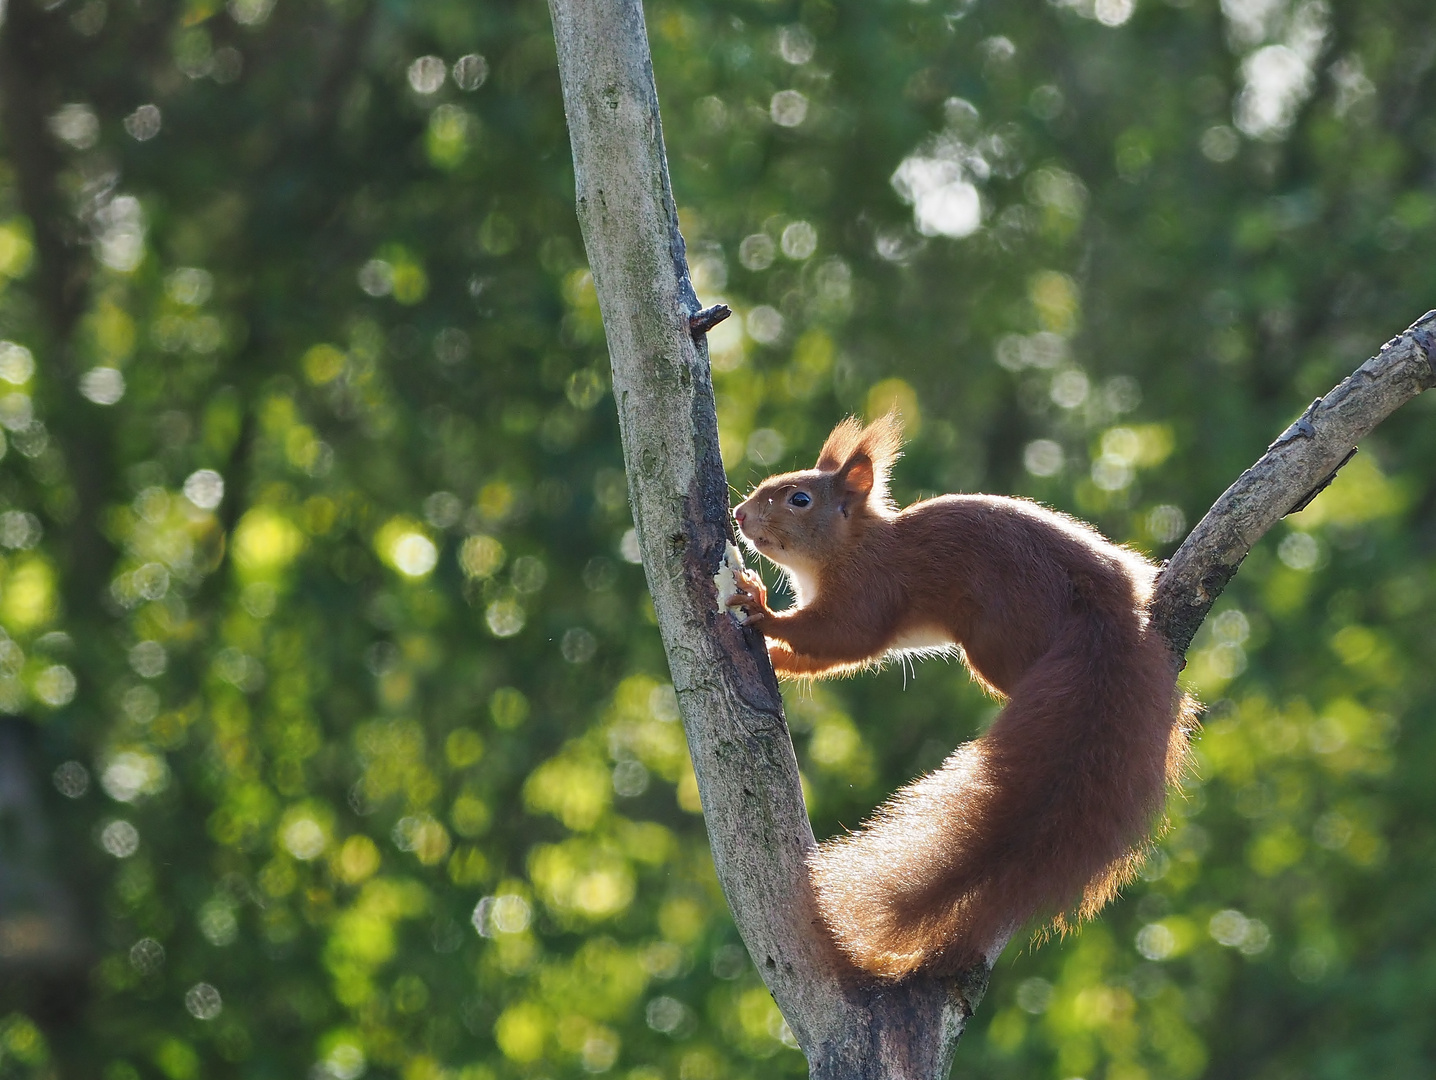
737, 524, 771, 552
743, 532, 784, 556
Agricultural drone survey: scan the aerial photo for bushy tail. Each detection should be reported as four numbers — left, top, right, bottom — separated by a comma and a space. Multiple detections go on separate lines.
808, 613, 1194, 978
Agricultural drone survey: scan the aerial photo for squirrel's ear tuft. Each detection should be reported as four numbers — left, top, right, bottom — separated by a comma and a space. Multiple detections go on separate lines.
817, 412, 904, 511
816, 416, 865, 472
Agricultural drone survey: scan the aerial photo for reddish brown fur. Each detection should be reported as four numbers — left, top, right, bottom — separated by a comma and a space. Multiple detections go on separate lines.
728, 415, 1194, 977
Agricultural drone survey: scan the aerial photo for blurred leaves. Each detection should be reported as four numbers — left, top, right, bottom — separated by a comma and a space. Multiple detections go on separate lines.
0, 0, 1435, 1077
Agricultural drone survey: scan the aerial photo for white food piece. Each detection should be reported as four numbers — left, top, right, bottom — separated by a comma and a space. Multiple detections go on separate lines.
713, 541, 749, 622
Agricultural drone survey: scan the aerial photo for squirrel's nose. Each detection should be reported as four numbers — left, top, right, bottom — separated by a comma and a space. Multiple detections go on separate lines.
734, 507, 746, 524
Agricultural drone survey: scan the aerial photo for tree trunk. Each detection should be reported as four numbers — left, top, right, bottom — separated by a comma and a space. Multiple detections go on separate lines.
546, 0, 979, 1075
546, 1, 1436, 1074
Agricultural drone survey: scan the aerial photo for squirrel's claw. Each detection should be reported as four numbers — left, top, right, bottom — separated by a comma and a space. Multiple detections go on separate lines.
737, 568, 768, 604
723, 568, 770, 625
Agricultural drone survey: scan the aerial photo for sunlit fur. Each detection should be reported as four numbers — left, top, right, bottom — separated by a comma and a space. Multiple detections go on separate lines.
813, 411, 904, 512
731, 415, 1195, 977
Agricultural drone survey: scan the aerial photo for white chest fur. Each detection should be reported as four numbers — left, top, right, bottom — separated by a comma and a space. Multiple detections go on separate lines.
785, 565, 820, 606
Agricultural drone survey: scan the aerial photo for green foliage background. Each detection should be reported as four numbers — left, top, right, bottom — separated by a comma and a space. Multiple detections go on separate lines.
1, 0, 1435, 1077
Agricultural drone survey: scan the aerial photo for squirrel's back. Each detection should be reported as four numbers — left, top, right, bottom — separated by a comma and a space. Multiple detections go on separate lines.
883, 495, 1158, 691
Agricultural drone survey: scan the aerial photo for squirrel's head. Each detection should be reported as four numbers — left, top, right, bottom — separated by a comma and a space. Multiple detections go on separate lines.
733, 413, 903, 576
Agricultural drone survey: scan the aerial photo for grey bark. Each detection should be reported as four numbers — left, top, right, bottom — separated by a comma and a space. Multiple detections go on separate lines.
547, 0, 978, 1076
546, 1, 1436, 1076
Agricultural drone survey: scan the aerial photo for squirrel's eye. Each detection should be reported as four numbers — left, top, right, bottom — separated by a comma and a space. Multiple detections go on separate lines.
788, 491, 812, 508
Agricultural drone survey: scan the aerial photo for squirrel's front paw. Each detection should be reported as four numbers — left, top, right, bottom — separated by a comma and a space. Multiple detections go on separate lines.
723, 568, 770, 625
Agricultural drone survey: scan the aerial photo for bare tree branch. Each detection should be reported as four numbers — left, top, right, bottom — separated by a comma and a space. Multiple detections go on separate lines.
1153, 311, 1436, 653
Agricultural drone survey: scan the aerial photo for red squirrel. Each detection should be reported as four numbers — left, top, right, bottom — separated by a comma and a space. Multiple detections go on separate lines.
724, 413, 1194, 977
